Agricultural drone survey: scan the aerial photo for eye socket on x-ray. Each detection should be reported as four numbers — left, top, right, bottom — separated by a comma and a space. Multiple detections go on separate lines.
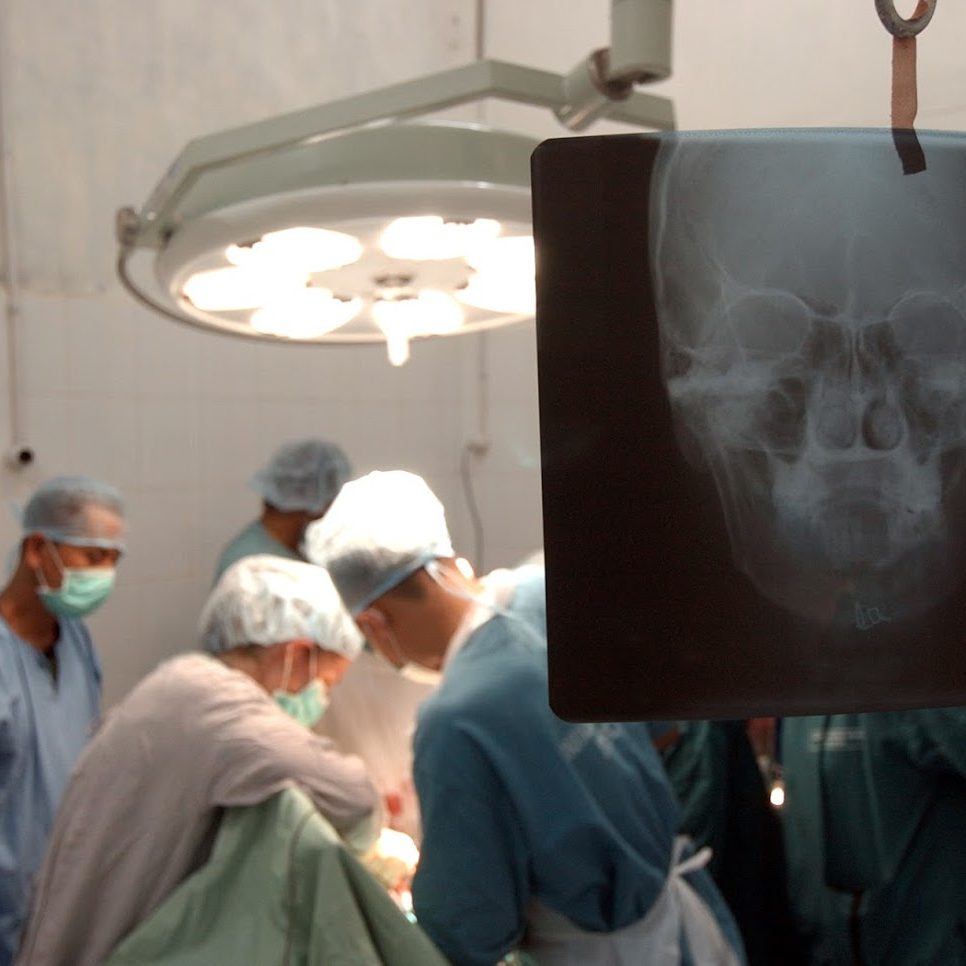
890, 294, 966, 356
710, 291, 811, 358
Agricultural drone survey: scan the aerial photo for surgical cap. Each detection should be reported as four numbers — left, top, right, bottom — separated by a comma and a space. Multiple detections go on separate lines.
199, 554, 363, 659
305, 470, 454, 615
21, 475, 126, 551
250, 440, 351, 514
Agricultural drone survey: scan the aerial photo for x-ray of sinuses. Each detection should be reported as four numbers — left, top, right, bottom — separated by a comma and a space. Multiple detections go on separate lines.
651, 133, 966, 631
533, 129, 966, 720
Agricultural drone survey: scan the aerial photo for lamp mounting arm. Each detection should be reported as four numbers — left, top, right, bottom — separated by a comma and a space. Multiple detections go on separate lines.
555, 0, 673, 131
122, 59, 673, 250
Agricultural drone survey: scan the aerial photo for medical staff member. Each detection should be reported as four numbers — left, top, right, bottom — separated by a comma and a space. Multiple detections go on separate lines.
16, 555, 377, 966
313, 470, 746, 966
0, 476, 125, 965
213, 438, 351, 581
781, 709, 966, 965
306, 537, 549, 843
663, 720, 801, 966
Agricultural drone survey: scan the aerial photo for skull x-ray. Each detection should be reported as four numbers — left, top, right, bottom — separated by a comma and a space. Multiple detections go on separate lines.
532, 130, 966, 721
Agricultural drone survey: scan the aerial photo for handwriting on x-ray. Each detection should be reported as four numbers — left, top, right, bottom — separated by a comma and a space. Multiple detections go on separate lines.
855, 602, 892, 631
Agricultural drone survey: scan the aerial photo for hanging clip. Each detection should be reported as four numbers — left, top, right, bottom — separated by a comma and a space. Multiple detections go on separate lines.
878, 0, 936, 175
875, 0, 936, 38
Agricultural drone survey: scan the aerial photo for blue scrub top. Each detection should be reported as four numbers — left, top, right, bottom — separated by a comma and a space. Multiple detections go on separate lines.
782, 711, 966, 965
411, 572, 742, 966
212, 520, 302, 584
0, 618, 101, 965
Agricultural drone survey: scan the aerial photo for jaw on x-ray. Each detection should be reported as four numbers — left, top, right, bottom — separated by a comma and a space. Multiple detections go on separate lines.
650, 133, 966, 631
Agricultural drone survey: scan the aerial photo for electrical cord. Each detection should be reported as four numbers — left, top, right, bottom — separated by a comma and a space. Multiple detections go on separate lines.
460, 443, 486, 572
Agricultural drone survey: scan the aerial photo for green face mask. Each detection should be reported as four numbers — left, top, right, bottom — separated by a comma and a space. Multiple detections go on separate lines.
37, 543, 117, 619
272, 645, 328, 729
273, 678, 329, 729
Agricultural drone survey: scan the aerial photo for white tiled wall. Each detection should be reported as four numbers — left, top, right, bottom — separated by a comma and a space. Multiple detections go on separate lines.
2, 0, 966, 705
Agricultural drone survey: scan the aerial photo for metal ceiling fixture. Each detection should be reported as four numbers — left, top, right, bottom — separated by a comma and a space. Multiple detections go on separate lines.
116, 0, 674, 365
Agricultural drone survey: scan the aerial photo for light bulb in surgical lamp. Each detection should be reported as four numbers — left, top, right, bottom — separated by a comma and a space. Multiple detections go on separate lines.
372, 290, 465, 336
250, 288, 362, 339
380, 216, 501, 261
457, 236, 536, 315
182, 266, 301, 311
373, 290, 465, 366
227, 227, 363, 274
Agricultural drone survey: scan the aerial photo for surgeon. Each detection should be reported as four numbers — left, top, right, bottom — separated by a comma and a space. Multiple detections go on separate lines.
305, 538, 550, 843
16, 555, 377, 966
781, 709, 966, 965
312, 470, 746, 966
213, 438, 351, 581
0, 476, 125, 965
662, 720, 801, 966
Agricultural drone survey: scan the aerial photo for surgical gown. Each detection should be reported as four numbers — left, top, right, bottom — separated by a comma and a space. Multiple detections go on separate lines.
15, 653, 377, 966
0, 618, 100, 966
782, 710, 966, 965
411, 608, 743, 966
663, 720, 801, 966
319, 564, 550, 842
212, 519, 302, 583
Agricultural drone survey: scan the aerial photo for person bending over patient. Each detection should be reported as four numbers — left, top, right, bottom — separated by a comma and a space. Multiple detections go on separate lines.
15, 555, 376, 966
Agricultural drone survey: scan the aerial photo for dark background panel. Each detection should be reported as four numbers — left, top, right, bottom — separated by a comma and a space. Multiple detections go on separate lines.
531, 132, 966, 722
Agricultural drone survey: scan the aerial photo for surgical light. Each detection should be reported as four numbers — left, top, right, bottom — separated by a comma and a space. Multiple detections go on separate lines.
380, 216, 502, 261
250, 288, 363, 340
373, 290, 465, 367
115, 5, 675, 365
458, 236, 537, 315
182, 266, 298, 312
226, 227, 363, 273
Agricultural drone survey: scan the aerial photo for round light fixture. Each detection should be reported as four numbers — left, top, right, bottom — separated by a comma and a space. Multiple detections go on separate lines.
122, 123, 538, 365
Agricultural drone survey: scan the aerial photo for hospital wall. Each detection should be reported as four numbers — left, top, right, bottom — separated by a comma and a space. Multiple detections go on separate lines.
0, 0, 964, 705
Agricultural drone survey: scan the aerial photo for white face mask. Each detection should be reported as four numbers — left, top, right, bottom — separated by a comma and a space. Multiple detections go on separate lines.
369, 608, 442, 688
397, 661, 443, 688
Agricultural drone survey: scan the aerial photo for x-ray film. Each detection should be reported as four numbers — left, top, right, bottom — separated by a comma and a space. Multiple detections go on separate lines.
532, 129, 966, 721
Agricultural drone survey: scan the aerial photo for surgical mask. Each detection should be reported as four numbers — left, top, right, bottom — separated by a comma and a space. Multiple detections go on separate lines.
398, 661, 443, 688
274, 678, 328, 728
273, 645, 328, 728
370, 608, 443, 688
36, 543, 116, 619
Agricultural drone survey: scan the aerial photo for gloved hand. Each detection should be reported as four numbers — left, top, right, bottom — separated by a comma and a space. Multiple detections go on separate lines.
360, 827, 420, 892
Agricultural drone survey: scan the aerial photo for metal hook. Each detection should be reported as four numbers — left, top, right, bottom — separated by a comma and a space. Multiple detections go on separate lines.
875, 0, 937, 38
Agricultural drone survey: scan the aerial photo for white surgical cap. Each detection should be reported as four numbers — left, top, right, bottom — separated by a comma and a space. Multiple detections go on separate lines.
305, 470, 454, 615
250, 439, 351, 514
199, 554, 363, 659
21, 475, 126, 551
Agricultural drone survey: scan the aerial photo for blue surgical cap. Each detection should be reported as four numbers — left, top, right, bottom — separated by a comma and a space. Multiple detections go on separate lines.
250, 440, 351, 514
21, 475, 126, 551
305, 470, 454, 615
199, 554, 363, 658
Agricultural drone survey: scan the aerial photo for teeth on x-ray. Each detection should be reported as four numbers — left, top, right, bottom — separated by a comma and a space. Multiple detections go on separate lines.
649, 134, 966, 623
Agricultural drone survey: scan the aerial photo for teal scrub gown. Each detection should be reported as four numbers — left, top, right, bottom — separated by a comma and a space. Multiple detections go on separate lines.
212, 520, 302, 583
410, 575, 744, 966
0, 618, 100, 964
782, 710, 966, 965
